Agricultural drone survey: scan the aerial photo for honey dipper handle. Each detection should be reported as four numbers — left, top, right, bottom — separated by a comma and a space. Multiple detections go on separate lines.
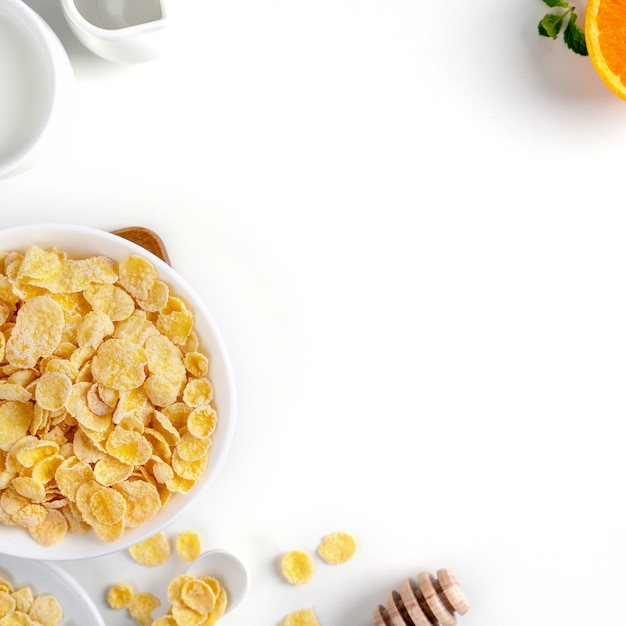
111, 227, 171, 265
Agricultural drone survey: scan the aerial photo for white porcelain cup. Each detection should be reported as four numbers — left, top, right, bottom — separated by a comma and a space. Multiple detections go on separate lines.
60, 0, 168, 63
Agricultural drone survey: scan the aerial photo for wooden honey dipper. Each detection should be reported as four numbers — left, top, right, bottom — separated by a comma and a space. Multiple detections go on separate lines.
373, 569, 469, 626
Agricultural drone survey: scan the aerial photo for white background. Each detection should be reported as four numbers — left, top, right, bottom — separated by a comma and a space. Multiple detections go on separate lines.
2, 0, 625, 624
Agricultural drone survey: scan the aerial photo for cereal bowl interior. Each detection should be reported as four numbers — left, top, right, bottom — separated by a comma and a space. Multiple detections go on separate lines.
0, 224, 236, 560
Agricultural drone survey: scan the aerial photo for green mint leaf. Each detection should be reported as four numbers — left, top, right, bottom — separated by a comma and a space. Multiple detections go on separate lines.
563, 11, 588, 55
538, 13, 565, 39
542, 0, 570, 7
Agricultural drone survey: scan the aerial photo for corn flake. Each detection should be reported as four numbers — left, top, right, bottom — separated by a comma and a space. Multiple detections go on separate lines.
128, 592, 160, 626
317, 531, 357, 564
280, 551, 315, 585
175, 530, 202, 562
128, 532, 170, 567
28, 594, 63, 626
113, 480, 161, 528
279, 608, 320, 626
5, 296, 64, 369
106, 582, 134, 610
34, 372, 72, 412
27, 509, 68, 546
186, 407, 217, 439
91, 339, 147, 391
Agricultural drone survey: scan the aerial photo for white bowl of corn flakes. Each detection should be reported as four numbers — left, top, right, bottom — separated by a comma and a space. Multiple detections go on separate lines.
0, 224, 236, 560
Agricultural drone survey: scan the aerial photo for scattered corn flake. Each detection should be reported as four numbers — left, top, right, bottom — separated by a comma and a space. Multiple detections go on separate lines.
128, 591, 160, 626
317, 531, 357, 565
280, 551, 315, 585
128, 532, 170, 567
176, 530, 202, 562
106, 582, 134, 610
279, 608, 320, 626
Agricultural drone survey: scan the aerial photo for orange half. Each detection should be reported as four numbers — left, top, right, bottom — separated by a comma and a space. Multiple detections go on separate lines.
586, 0, 626, 99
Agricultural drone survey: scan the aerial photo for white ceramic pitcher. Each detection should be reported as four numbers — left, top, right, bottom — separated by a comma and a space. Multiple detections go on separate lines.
60, 0, 168, 63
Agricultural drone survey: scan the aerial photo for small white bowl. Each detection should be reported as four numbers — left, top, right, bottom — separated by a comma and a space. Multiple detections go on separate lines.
0, 0, 74, 177
0, 554, 105, 624
0, 224, 237, 560
60, 0, 168, 63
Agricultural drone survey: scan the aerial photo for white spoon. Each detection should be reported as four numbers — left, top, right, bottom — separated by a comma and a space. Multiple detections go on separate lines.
186, 550, 249, 614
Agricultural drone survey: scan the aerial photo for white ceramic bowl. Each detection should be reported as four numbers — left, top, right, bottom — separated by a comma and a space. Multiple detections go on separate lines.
0, 554, 105, 624
0, 0, 73, 178
60, 0, 168, 63
0, 224, 237, 560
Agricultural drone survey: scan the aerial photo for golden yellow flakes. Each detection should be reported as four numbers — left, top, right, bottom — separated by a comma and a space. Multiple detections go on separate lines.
163, 574, 228, 625
279, 608, 320, 626
91, 339, 147, 391
186, 407, 217, 439
106, 582, 134, 610
0, 576, 62, 626
118, 255, 158, 301
4, 296, 64, 369
105, 427, 152, 467
0, 245, 218, 546
280, 550, 315, 585
128, 532, 171, 567
182, 378, 213, 409
317, 531, 357, 564
175, 530, 201, 562
108, 566, 228, 626
28, 595, 63, 626
34, 372, 72, 412
128, 591, 160, 626
0, 403, 33, 452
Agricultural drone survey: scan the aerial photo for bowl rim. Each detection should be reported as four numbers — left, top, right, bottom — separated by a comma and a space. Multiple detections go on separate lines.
0, 223, 237, 560
60, 0, 168, 38
0, 554, 106, 625
0, 0, 73, 178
